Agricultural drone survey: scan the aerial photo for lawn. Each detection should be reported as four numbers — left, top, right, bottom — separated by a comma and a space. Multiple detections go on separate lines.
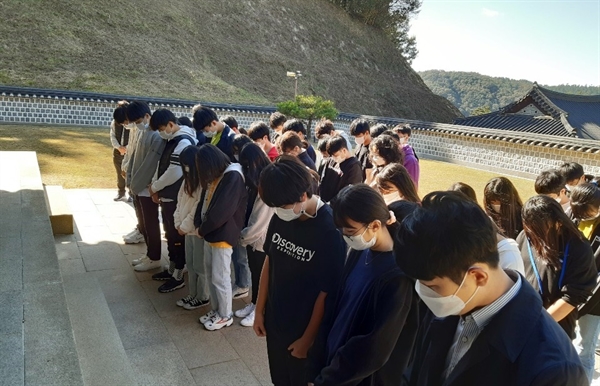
0, 124, 537, 202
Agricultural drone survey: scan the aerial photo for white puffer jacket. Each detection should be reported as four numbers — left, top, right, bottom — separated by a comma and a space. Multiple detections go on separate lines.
174, 182, 202, 235
240, 195, 274, 252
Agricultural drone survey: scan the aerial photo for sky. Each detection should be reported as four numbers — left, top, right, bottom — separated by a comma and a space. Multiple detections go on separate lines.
410, 0, 600, 86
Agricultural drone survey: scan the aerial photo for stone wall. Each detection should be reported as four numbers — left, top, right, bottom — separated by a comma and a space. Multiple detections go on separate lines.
1, 87, 599, 180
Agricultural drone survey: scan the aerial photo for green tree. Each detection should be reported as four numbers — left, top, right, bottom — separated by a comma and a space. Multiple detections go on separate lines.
470, 105, 492, 116
277, 95, 338, 138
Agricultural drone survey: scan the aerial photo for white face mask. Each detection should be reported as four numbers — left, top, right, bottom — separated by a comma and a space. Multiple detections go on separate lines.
204, 131, 215, 138
399, 137, 407, 145
382, 191, 402, 205
491, 204, 501, 213
274, 201, 317, 222
234, 154, 239, 161
415, 270, 479, 318
332, 155, 344, 164
343, 226, 377, 251
354, 136, 365, 145
159, 131, 173, 140
136, 121, 148, 131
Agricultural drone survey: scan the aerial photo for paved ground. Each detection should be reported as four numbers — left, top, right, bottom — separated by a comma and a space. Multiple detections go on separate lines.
57, 189, 271, 386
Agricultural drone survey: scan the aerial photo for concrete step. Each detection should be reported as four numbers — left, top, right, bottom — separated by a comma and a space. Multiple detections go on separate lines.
44, 184, 74, 235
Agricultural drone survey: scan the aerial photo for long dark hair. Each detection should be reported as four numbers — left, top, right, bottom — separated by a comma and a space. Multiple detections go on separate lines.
195, 144, 230, 189
376, 163, 420, 203
180, 146, 200, 195
239, 143, 271, 192
570, 183, 600, 221
483, 177, 523, 238
522, 195, 585, 269
448, 182, 478, 203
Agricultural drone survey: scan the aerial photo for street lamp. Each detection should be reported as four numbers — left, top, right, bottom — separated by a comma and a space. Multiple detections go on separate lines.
286, 71, 302, 98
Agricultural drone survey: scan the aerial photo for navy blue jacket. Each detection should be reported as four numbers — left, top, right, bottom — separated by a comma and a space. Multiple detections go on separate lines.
406, 273, 587, 386
215, 124, 236, 162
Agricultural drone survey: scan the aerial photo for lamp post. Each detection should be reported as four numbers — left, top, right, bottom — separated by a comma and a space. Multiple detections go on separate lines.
286, 71, 302, 98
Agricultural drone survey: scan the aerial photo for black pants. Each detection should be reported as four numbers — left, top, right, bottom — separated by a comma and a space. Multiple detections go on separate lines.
246, 246, 266, 304
136, 195, 161, 261
112, 150, 125, 195
160, 201, 185, 269
131, 192, 144, 233
265, 321, 307, 386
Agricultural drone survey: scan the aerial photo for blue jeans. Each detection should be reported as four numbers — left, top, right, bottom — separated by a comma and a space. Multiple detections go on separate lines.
204, 243, 233, 318
578, 314, 600, 383
231, 243, 250, 289
184, 235, 209, 301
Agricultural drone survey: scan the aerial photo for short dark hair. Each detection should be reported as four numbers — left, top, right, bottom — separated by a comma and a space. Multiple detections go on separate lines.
395, 191, 499, 284
570, 183, 600, 220
381, 130, 400, 142
149, 108, 177, 131
326, 135, 348, 155
317, 135, 331, 154
282, 119, 307, 136
238, 127, 248, 135
221, 115, 238, 129
259, 155, 314, 207
247, 121, 271, 141
126, 100, 151, 122
232, 134, 253, 156
370, 123, 388, 138
535, 169, 566, 195
269, 112, 286, 129
177, 116, 193, 127
113, 101, 129, 123
350, 119, 370, 136
395, 124, 412, 137
448, 182, 478, 203
192, 107, 218, 131
195, 144, 231, 189
370, 135, 404, 165
332, 184, 393, 228
279, 131, 304, 153
315, 119, 335, 139
559, 162, 584, 184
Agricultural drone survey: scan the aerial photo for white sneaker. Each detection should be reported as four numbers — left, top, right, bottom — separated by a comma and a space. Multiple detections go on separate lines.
131, 255, 149, 266
240, 310, 255, 327
199, 310, 218, 324
232, 286, 249, 299
204, 314, 233, 331
124, 230, 145, 244
123, 228, 138, 239
133, 259, 162, 272
234, 303, 255, 318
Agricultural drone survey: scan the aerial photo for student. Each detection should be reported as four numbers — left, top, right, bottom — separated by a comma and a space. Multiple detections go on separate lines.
396, 191, 588, 386
517, 195, 596, 340
254, 156, 346, 386
369, 123, 388, 139
349, 119, 372, 180
316, 136, 341, 204
279, 131, 317, 171
448, 182, 478, 203
325, 136, 363, 198
247, 121, 279, 161
570, 183, 600, 383
282, 119, 317, 163
177, 116, 193, 128
126, 101, 166, 272
232, 134, 253, 161
193, 106, 236, 162
193, 145, 248, 330
365, 135, 403, 187
393, 124, 420, 189
234, 143, 275, 327
308, 184, 419, 385
110, 103, 130, 201
174, 146, 210, 310
375, 163, 420, 205
535, 169, 570, 212
560, 162, 586, 192
221, 115, 240, 134
483, 177, 523, 239
270, 112, 287, 143
148, 108, 198, 291
314, 119, 353, 153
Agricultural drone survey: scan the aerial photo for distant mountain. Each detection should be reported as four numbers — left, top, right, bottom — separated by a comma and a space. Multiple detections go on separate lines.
418, 70, 600, 116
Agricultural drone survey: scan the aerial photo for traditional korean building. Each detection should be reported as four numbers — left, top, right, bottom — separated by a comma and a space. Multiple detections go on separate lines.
453, 83, 600, 140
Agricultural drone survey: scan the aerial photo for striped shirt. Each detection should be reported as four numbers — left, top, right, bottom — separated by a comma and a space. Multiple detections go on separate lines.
443, 273, 522, 380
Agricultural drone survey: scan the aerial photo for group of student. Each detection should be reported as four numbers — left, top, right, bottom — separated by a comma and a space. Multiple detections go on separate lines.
109, 101, 600, 385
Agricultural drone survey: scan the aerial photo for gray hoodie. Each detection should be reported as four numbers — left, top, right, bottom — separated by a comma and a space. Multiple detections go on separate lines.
128, 126, 166, 196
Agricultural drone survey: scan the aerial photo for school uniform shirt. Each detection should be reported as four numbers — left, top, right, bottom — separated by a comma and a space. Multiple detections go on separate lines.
298, 149, 317, 171
516, 232, 597, 339
497, 238, 525, 275
263, 204, 346, 342
354, 143, 372, 180
309, 249, 419, 386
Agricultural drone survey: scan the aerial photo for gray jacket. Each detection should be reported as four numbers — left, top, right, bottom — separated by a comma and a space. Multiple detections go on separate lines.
128, 127, 166, 195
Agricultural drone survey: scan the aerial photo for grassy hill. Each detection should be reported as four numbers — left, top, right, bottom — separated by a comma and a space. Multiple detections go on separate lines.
419, 70, 600, 116
0, 0, 460, 122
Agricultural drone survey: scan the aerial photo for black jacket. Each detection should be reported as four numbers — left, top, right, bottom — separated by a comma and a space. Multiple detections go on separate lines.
517, 232, 596, 338
338, 157, 363, 192
193, 165, 248, 246
309, 250, 420, 386
214, 124, 236, 163
405, 274, 587, 386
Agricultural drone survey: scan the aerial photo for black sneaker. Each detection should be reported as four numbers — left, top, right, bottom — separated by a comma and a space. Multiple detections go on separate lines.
113, 193, 126, 201
158, 278, 185, 293
152, 270, 172, 281
183, 298, 210, 310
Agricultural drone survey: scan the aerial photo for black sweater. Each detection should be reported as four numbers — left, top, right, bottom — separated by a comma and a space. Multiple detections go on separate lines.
308, 249, 420, 386
516, 231, 596, 338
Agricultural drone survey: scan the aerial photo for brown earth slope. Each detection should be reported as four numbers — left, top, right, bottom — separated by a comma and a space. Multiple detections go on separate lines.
0, 0, 461, 121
